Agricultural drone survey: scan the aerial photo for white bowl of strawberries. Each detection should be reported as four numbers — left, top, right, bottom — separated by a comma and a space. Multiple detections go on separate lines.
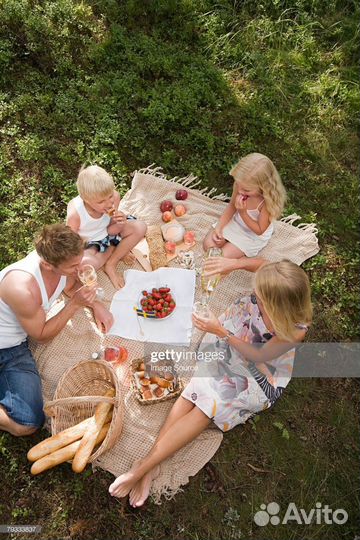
138, 287, 176, 320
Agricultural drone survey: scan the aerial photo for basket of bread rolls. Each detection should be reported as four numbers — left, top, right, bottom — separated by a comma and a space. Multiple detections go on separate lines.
131, 358, 183, 404
27, 359, 123, 475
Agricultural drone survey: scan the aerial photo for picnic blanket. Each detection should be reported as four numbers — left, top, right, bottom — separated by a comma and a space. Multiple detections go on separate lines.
30, 165, 319, 503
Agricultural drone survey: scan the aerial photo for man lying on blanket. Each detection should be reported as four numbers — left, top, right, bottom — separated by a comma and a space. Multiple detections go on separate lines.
0, 224, 113, 437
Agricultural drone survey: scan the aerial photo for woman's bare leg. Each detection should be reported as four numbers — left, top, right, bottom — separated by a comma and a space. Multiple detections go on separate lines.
109, 405, 211, 503
128, 396, 195, 506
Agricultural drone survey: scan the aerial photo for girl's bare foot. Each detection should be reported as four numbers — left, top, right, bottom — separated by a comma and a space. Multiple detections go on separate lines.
109, 462, 144, 498
129, 464, 160, 508
104, 264, 125, 289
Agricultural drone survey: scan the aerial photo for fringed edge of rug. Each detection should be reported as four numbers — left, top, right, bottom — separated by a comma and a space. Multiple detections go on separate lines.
280, 213, 319, 236
150, 482, 185, 505
133, 164, 231, 202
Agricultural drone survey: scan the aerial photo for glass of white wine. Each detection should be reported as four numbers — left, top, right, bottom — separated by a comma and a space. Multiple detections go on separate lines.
200, 247, 222, 304
78, 264, 104, 300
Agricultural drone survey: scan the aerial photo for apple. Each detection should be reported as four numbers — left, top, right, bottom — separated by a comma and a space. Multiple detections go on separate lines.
175, 189, 188, 200
160, 200, 173, 212
174, 204, 186, 217
162, 211, 173, 222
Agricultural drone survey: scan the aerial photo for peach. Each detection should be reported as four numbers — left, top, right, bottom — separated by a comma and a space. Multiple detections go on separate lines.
174, 204, 186, 217
162, 211, 173, 222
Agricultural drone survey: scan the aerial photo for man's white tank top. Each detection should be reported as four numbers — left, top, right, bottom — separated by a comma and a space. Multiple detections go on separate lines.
73, 196, 110, 242
0, 251, 66, 348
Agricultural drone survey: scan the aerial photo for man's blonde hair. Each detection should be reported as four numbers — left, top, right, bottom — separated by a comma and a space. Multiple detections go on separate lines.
76, 165, 115, 201
230, 153, 286, 220
35, 224, 85, 266
254, 260, 312, 342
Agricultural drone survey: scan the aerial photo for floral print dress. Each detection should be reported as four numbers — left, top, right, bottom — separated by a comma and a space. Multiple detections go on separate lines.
182, 294, 303, 432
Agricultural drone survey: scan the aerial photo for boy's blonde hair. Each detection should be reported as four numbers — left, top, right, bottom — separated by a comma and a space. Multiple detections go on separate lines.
35, 224, 85, 266
254, 260, 312, 342
76, 165, 114, 201
230, 153, 286, 220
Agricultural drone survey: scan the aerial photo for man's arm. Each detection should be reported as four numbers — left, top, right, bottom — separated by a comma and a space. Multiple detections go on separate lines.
2, 274, 96, 344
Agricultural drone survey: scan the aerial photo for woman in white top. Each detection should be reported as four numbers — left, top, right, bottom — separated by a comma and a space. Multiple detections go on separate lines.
203, 153, 286, 275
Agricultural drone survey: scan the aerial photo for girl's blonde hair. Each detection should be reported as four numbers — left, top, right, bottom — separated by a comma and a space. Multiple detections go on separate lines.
76, 165, 114, 201
230, 153, 286, 220
254, 260, 312, 342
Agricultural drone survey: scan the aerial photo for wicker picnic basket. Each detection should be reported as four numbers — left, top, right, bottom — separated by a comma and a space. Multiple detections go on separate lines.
44, 359, 123, 463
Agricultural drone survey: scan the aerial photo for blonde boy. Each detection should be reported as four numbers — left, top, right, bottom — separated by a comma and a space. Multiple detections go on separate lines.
66, 165, 147, 289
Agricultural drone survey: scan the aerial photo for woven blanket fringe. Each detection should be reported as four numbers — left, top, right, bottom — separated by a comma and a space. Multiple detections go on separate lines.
135, 164, 231, 202
151, 483, 185, 505
281, 213, 318, 237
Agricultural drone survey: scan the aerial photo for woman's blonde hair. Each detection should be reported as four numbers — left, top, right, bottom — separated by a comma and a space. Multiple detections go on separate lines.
76, 165, 114, 201
230, 153, 286, 220
254, 260, 312, 342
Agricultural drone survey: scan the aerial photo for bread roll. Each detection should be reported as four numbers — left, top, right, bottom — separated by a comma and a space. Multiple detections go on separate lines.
146, 225, 168, 270
27, 410, 112, 462
150, 376, 171, 388
31, 424, 110, 475
72, 388, 115, 473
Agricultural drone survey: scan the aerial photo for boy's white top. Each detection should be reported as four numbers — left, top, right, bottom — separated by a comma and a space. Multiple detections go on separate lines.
73, 195, 110, 242
222, 200, 274, 257
0, 251, 66, 348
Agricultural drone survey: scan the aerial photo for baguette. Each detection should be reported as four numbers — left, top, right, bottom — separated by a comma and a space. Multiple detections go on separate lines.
30, 423, 110, 475
72, 388, 115, 473
27, 411, 113, 462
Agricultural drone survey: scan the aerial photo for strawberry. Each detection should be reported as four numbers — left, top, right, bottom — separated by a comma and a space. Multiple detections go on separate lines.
159, 287, 170, 294
152, 288, 158, 293
165, 294, 172, 303
142, 290, 148, 296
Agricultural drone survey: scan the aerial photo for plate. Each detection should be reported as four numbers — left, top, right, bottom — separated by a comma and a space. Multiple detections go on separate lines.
136, 287, 176, 321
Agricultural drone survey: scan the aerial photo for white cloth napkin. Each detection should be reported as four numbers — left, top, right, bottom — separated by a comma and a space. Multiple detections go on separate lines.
108, 268, 196, 345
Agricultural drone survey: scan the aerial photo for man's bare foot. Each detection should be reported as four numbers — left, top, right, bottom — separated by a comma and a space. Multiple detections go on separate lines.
129, 464, 160, 508
104, 264, 125, 289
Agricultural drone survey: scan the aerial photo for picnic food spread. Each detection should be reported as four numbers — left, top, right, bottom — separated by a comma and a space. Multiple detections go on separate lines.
132, 360, 181, 402
27, 388, 115, 475
137, 287, 176, 319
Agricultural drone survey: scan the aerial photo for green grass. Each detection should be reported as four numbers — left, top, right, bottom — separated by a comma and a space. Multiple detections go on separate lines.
0, 1, 359, 539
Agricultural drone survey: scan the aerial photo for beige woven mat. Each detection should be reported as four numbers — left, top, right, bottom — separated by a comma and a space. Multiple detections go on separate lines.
30, 166, 319, 503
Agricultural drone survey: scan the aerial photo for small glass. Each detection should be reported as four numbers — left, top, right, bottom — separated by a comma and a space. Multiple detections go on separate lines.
192, 301, 210, 319
184, 231, 196, 246
165, 241, 176, 254
78, 264, 104, 299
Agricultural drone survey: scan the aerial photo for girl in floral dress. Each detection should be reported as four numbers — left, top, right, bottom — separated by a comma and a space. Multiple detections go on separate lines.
109, 261, 312, 507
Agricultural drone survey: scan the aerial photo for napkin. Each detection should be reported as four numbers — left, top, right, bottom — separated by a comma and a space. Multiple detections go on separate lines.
108, 268, 196, 345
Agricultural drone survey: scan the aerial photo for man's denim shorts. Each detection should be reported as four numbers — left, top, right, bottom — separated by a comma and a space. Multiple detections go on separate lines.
0, 341, 45, 427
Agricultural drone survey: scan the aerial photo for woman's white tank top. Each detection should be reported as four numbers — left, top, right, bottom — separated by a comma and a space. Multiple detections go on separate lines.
0, 251, 66, 348
73, 196, 110, 242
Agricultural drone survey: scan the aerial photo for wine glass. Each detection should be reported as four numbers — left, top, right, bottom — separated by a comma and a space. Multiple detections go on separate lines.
200, 247, 223, 304
78, 264, 104, 300
192, 301, 210, 319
